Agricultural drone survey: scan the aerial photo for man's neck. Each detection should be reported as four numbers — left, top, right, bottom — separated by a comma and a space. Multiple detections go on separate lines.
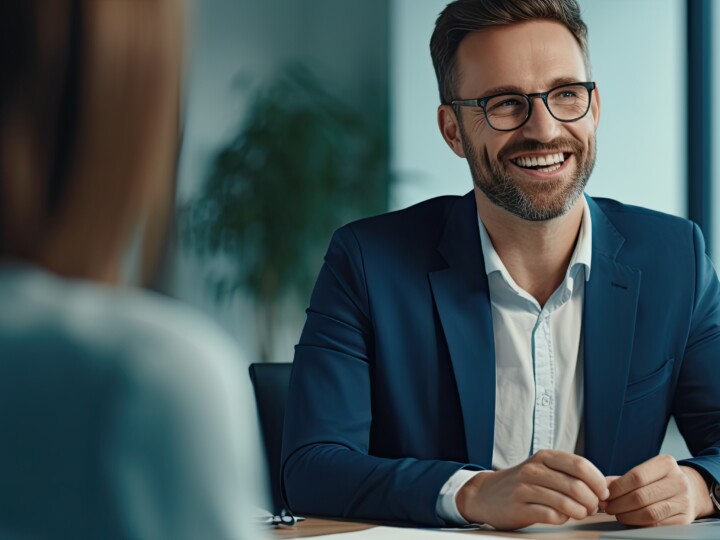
475, 189, 585, 307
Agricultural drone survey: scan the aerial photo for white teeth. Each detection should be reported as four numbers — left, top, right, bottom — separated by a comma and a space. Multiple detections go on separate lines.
513, 152, 566, 168
537, 163, 562, 173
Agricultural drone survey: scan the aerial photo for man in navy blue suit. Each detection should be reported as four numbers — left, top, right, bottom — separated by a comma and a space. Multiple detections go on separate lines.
282, 0, 720, 529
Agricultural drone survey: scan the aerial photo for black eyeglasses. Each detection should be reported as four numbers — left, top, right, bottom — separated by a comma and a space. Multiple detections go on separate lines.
450, 81, 596, 132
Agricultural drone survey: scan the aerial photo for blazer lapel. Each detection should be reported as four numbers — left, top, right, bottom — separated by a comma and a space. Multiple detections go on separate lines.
583, 197, 642, 474
428, 192, 495, 468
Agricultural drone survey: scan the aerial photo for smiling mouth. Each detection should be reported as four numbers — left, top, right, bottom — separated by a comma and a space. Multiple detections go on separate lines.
510, 152, 569, 173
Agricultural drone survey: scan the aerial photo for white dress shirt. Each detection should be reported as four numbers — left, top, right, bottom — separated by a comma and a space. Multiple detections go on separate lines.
436, 198, 593, 524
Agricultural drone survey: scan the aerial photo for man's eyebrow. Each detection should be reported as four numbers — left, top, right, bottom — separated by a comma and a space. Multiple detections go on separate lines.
477, 84, 524, 96
478, 77, 586, 97
546, 76, 586, 88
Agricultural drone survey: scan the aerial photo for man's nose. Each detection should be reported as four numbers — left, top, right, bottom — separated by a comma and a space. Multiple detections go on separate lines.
520, 97, 562, 142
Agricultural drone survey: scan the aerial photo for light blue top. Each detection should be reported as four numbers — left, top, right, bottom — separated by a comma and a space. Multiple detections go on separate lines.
0, 263, 268, 539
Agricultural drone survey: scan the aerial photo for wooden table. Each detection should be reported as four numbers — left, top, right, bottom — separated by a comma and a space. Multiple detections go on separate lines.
272, 512, 632, 538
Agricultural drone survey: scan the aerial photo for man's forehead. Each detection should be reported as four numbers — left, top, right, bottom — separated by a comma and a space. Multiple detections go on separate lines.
455, 20, 587, 97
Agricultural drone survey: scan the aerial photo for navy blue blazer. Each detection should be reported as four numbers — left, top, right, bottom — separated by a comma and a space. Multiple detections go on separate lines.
281, 192, 720, 526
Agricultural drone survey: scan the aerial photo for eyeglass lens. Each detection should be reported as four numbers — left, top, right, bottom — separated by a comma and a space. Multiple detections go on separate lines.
485, 84, 591, 130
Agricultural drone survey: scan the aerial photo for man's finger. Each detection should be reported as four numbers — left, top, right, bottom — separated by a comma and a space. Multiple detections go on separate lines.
525, 504, 571, 527
607, 455, 676, 500
656, 513, 695, 527
535, 450, 609, 500
525, 484, 593, 521
604, 477, 676, 515
531, 468, 601, 514
614, 498, 688, 527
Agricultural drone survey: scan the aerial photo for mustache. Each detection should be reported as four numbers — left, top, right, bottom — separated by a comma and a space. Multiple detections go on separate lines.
497, 138, 584, 161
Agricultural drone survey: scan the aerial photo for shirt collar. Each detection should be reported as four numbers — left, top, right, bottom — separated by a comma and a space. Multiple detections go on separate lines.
477, 196, 593, 283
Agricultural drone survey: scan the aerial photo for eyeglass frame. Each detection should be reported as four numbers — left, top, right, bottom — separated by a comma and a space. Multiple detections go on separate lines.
449, 81, 596, 132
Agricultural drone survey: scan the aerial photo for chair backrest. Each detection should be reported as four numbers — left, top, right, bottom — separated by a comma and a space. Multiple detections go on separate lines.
248, 362, 292, 514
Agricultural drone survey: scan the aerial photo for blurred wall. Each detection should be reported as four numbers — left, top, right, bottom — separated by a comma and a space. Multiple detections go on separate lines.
178, 0, 389, 202
389, 0, 469, 208
172, 0, 389, 363
714, 2, 720, 260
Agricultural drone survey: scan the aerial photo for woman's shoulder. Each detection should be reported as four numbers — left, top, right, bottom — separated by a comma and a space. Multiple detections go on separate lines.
0, 264, 246, 386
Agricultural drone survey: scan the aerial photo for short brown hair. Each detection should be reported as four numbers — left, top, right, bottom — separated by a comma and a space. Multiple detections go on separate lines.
430, 0, 590, 104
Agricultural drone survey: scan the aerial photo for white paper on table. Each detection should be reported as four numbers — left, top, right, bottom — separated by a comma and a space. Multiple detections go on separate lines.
299, 525, 538, 539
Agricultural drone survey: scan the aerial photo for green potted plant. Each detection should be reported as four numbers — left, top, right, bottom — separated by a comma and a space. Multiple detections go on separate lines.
185, 64, 390, 363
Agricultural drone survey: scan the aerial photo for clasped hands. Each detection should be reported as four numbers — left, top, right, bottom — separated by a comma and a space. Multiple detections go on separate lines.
456, 450, 715, 530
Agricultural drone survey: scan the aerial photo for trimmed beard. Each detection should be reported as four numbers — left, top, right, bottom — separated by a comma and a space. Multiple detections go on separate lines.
459, 121, 597, 222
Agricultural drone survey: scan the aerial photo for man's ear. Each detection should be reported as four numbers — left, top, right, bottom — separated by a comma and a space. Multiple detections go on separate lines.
437, 104, 466, 158
591, 84, 601, 130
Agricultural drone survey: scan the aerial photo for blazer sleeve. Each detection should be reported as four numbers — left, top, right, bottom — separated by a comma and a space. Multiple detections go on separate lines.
675, 223, 720, 485
281, 225, 467, 526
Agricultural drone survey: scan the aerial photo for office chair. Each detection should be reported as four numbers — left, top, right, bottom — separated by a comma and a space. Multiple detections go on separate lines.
248, 362, 293, 515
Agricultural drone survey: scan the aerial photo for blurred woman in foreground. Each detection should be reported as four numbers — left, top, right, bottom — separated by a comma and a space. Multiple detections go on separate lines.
0, 1, 266, 538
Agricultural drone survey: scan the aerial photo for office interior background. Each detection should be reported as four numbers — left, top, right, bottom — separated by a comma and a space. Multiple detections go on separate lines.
167, 0, 718, 460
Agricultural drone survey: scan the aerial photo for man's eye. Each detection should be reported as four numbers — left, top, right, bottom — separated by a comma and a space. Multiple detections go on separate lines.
488, 98, 523, 113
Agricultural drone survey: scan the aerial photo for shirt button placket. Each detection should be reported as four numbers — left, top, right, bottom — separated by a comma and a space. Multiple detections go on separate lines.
532, 310, 555, 453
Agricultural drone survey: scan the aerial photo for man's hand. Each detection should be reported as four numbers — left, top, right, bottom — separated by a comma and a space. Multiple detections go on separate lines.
602, 454, 715, 526
456, 450, 609, 530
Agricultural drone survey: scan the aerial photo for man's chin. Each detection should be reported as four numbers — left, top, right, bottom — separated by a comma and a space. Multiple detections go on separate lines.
472, 159, 588, 221
481, 184, 581, 222
514, 205, 570, 222
518, 192, 582, 221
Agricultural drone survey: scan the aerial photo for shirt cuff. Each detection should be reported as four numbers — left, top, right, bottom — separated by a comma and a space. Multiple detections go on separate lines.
435, 468, 490, 525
